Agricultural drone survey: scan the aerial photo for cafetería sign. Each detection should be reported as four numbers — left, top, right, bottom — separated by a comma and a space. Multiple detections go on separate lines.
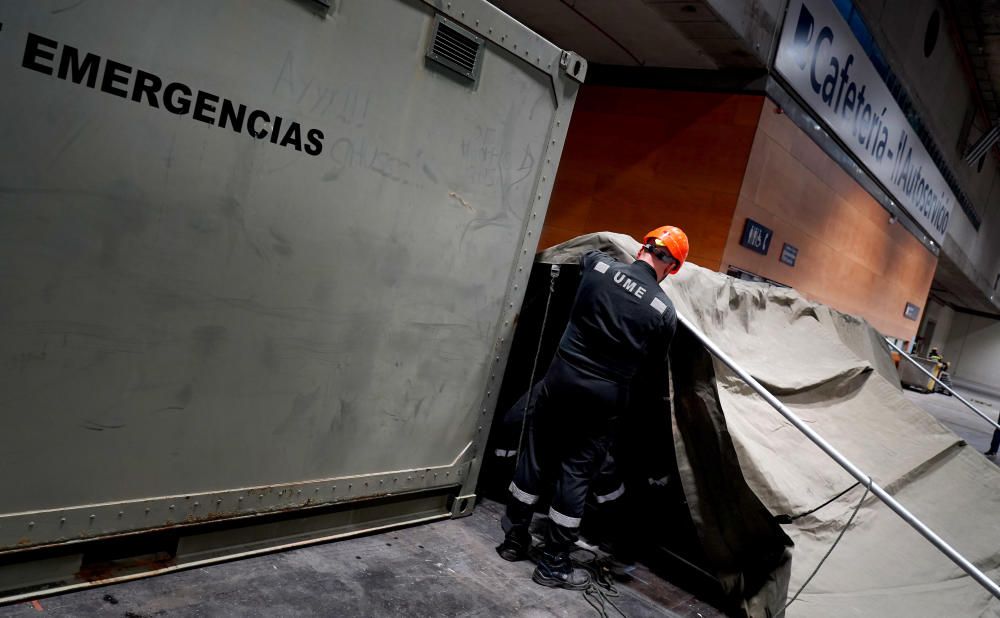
774, 0, 954, 245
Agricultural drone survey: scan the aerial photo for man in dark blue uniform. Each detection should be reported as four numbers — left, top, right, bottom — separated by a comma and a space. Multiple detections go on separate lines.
497, 226, 689, 589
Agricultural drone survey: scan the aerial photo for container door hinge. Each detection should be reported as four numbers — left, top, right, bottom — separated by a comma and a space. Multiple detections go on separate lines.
559, 51, 587, 83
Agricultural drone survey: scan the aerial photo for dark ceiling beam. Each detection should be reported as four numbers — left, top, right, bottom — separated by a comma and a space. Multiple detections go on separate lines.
585, 63, 767, 92
943, 0, 1000, 162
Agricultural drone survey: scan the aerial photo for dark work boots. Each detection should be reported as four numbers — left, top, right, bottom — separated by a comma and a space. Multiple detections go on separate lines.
496, 531, 530, 562
531, 547, 591, 590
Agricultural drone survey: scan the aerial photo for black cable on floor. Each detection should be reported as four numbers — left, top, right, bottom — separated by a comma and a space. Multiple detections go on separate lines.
572, 549, 628, 618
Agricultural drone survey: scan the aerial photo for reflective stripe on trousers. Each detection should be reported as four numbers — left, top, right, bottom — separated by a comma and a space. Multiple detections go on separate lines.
509, 481, 539, 505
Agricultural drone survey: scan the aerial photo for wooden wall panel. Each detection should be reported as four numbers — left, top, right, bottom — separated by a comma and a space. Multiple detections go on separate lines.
721, 103, 938, 340
540, 86, 764, 270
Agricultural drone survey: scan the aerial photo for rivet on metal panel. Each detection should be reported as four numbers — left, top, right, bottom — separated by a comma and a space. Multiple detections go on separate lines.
193, 502, 199, 508
379, 480, 384, 485
489, 28, 493, 33
169, 505, 175, 510
514, 44, 518, 49
297, 490, 302, 495
528, 231, 532, 236
238, 497, 243, 502
89, 514, 95, 520
435, 473, 439, 478
349, 484, 353, 489
28, 521, 34, 528
60, 518, 66, 525
533, 212, 538, 218
446, 472, 450, 477
117, 511, 123, 518
217, 499, 223, 505
146, 507, 151, 513
542, 177, 547, 182
547, 159, 551, 164
332, 486, 337, 492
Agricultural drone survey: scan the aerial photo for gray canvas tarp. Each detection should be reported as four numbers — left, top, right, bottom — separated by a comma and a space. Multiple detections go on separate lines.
537, 232, 1000, 617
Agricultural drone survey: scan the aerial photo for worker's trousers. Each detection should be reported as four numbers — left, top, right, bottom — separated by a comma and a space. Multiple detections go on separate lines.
503, 353, 626, 552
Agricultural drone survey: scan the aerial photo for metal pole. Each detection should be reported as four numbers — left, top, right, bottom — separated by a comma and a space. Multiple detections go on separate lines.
885, 338, 1000, 432
676, 313, 1000, 599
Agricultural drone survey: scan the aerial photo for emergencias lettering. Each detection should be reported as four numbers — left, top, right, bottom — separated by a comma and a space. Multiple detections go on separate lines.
21, 32, 325, 156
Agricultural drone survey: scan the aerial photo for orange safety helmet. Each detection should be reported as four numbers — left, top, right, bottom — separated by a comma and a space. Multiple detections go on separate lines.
641, 225, 689, 274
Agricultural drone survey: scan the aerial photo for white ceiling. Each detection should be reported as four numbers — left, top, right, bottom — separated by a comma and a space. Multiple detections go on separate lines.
490, 0, 762, 69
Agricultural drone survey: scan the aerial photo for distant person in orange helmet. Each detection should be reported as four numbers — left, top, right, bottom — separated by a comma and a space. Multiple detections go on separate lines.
497, 226, 689, 590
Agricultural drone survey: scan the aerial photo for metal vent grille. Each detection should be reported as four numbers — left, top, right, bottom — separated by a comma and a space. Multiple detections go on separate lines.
426, 16, 484, 83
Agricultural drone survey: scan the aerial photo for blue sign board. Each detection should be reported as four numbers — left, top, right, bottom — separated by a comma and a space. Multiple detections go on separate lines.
903, 302, 921, 321
740, 218, 773, 255
780, 243, 798, 266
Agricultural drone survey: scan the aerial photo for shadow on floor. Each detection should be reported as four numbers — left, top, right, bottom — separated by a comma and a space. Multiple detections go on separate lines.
0, 499, 723, 618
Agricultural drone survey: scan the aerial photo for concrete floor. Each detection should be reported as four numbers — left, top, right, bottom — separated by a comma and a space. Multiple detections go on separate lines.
902, 384, 1000, 465
0, 500, 722, 618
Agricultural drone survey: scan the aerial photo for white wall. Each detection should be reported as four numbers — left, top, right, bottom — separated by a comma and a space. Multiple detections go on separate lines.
919, 297, 955, 355
946, 312, 1000, 393
930, 303, 954, 353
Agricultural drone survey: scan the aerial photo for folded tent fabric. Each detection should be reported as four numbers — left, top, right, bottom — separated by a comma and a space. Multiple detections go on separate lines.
536, 232, 1000, 617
